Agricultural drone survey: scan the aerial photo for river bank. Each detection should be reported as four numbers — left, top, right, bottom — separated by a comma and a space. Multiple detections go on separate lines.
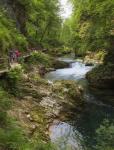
0, 54, 85, 146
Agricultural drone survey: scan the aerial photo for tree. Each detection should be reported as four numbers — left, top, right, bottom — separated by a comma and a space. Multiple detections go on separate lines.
65, 0, 114, 60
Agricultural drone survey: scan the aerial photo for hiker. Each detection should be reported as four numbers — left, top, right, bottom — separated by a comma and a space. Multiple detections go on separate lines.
15, 50, 21, 62
9, 50, 13, 63
9, 49, 15, 63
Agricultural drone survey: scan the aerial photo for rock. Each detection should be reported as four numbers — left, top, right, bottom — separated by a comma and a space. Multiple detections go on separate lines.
76, 59, 83, 63
47, 80, 53, 85
23, 96, 32, 100
52, 60, 69, 69
27, 114, 34, 121
32, 124, 37, 130
85, 62, 94, 66
46, 68, 56, 72
27, 114, 31, 118
63, 88, 69, 92
29, 124, 37, 135
39, 65, 46, 76
24, 110, 29, 114
52, 80, 83, 101
86, 64, 114, 89
78, 86, 84, 93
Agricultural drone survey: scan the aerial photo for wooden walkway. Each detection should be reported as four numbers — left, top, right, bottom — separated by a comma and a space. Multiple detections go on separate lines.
0, 69, 8, 74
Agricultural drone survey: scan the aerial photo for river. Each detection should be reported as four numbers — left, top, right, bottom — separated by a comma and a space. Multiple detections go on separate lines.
45, 58, 114, 150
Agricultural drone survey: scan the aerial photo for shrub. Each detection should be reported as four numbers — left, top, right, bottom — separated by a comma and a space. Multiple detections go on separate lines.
31, 74, 48, 85
29, 51, 52, 67
0, 127, 27, 150
6, 66, 24, 96
8, 65, 23, 85
0, 88, 11, 126
95, 50, 107, 61
0, 129, 57, 150
53, 80, 82, 100
95, 120, 114, 150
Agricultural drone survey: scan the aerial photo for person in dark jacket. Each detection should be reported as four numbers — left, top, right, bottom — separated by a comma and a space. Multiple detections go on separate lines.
9, 49, 14, 63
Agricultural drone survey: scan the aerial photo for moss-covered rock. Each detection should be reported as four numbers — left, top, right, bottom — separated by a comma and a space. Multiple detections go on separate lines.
86, 64, 114, 89
52, 60, 69, 69
52, 80, 83, 101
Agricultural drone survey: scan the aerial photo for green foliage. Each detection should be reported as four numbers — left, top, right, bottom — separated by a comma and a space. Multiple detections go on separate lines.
5, 66, 24, 96
0, 88, 11, 126
0, 125, 56, 150
8, 66, 23, 84
60, 18, 73, 47
95, 50, 107, 61
29, 51, 52, 67
33, 140, 56, 150
62, 0, 114, 58
0, 88, 28, 150
87, 63, 114, 80
31, 74, 48, 85
0, 127, 27, 150
95, 120, 114, 150
0, 0, 62, 56
0, 7, 28, 54
0, 87, 55, 150
0, 88, 25, 149
26, 0, 62, 48
53, 80, 81, 100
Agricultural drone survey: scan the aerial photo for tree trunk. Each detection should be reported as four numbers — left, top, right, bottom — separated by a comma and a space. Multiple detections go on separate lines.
40, 22, 50, 43
7, 0, 27, 36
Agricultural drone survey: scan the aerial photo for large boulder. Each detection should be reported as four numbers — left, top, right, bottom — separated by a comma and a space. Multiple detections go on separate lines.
86, 64, 114, 89
52, 60, 69, 69
52, 80, 84, 108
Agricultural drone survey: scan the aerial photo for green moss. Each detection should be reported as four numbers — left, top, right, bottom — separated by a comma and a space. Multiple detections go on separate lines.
30, 106, 50, 141
53, 80, 82, 100
87, 64, 114, 80
86, 64, 114, 88
31, 74, 48, 85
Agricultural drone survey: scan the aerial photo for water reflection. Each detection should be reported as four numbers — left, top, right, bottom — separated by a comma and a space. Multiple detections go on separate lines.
49, 121, 83, 150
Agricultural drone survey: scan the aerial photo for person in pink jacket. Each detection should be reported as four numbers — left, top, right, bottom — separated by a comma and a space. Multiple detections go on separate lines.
15, 50, 21, 62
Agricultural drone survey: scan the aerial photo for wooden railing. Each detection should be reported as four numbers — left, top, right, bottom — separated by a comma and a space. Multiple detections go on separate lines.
0, 50, 45, 74
0, 57, 9, 71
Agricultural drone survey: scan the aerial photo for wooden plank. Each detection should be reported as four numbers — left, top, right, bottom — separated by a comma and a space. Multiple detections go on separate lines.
0, 69, 8, 73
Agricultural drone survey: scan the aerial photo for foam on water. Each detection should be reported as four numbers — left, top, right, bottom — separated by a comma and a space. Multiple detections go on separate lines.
45, 61, 93, 81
